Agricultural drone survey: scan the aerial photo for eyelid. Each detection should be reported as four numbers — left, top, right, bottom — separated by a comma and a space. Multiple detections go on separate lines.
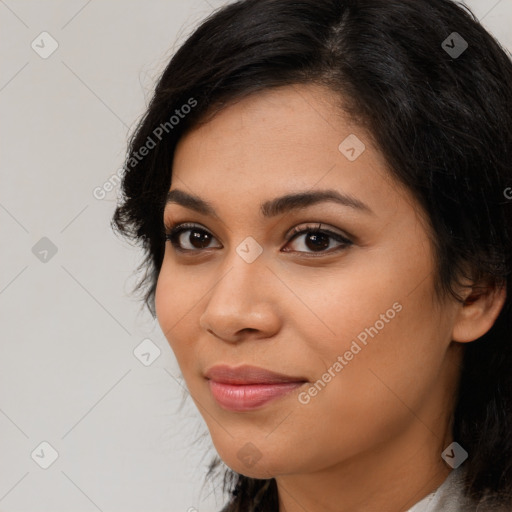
282, 223, 353, 255
285, 222, 352, 242
164, 221, 222, 251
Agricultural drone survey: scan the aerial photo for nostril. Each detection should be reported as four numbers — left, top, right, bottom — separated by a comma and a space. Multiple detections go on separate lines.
206, 327, 258, 340
206, 328, 223, 340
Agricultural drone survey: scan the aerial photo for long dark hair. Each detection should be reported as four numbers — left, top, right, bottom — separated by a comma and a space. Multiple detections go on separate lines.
113, 0, 512, 509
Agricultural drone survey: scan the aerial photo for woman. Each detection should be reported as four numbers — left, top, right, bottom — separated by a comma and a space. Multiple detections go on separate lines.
113, 0, 512, 510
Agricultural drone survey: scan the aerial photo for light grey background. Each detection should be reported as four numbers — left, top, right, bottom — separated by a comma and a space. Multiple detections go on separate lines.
1, 1, 511, 511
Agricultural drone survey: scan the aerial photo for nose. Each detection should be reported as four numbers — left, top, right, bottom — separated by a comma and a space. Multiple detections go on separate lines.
199, 256, 281, 343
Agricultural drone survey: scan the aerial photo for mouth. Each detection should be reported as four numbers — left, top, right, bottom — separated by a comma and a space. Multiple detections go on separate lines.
204, 364, 308, 412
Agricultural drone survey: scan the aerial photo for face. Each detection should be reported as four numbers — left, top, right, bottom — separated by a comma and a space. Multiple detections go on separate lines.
155, 84, 462, 479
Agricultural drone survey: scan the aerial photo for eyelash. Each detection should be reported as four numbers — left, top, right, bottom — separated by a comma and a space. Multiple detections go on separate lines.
164, 222, 353, 256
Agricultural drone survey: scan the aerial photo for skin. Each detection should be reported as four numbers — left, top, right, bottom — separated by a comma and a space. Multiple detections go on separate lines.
154, 84, 506, 512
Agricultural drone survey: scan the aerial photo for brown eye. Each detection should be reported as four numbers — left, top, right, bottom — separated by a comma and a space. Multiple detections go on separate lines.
284, 225, 352, 254
165, 224, 222, 251
303, 232, 330, 251
185, 229, 213, 249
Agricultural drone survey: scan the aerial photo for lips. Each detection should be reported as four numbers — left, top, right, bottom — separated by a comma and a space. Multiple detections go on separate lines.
204, 365, 308, 412
204, 364, 307, 385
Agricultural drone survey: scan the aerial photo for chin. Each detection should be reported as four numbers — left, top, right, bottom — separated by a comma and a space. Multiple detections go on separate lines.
213, 442, 283, 479
224, 459, 279, 480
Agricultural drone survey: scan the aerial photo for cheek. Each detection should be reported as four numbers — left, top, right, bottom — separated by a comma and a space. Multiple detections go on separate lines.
154, 263, 199, 364
306, 252, 446, 405
309, 293, 444, 401
271, 254, 448, 454
154, 268, 173, 340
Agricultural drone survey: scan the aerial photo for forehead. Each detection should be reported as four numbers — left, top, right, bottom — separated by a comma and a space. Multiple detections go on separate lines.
175, 86, 369, 178
170, 84, 420, 227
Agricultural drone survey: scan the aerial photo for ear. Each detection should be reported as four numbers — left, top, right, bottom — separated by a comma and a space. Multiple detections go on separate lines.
451, 281, 507, 343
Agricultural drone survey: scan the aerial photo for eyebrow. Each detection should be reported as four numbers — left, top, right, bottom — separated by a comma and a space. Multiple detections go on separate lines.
165, 188, 373, 218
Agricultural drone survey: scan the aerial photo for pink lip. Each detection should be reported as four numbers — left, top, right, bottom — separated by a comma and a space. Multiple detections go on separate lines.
207, 381, 306, 411
204, 365, 307, 412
